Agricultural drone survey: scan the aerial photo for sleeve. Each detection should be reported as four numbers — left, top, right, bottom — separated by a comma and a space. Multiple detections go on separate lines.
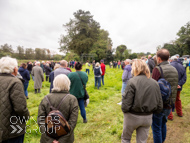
122, 70, 129, 82
26, 70, 30, 81
10, 81, 30, 119
31, 68, 34, 76
37, 99, 47, 133
67, 97, 79, 133
152, 67, 161, 81
100, 68, 102, 75
121, 81, 135, 113
154, 84, 163, 113
40, 68, 44, 81
178, 68, 187, 86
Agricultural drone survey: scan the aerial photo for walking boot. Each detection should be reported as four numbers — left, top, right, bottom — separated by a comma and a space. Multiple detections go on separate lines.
35, 89, 37, 94
38, 89, 41, 93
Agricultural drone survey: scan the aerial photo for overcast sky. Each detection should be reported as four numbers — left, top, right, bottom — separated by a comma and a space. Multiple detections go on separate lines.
0, 0, 190, 54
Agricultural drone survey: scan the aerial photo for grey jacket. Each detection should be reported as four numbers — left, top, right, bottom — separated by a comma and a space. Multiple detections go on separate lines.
122, 65, 132, 84
54, 67, 70, 78
122, 75, 163, 115
31, 65, 44, 89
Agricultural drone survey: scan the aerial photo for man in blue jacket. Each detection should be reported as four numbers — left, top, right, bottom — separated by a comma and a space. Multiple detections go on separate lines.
168, 56, 187, 120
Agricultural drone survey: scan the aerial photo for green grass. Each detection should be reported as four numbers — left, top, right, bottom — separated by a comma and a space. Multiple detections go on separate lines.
23, 66, 190, 143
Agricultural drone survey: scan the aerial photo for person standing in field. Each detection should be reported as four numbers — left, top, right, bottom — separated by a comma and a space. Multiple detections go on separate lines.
18, 63, 30, 99
0, 57, 30, 143
168, 56, 186, 120
92, 60, 95, 71
68, 62, 88, 123
118, 60, 121, 69
121, 59, 163, 143
151, 49, 178, 143
49, 64, 61, 93
45, 63, 52, 81
94, 62, 102, 89
54, 60, 70, 78
27, 61, 33, 76
100, 60, 106, 86
85, 60, 90, 75
38, 74, 78, 143
147, 55, 155, 74
183, 57, 189, 70
31, 61, 44, 94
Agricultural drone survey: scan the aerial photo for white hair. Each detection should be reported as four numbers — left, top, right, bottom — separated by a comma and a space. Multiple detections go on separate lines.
52, 74, 70, 92
36, 62, 40, 65
171, 56, 177, 61
125, 59, 132, 63
95, 62, 100, 67
0, 57, 18, 74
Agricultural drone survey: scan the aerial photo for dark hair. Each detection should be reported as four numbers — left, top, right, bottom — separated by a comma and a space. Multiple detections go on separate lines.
156, 49, 170, 61
75, 62, 82, 70
22, 63, 27, 69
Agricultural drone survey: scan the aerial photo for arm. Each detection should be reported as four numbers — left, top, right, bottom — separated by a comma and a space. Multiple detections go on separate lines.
10, 81, 30, 119
121, 81, 135, 113
26, 70, 30, 81
31, 68, 34, 76
40, 68, 44, 81
122, 70, 129, 82
152, 68, 161, 81
154, 84, 163, 113
178, 69, 187, 87
100, 68, 102, 75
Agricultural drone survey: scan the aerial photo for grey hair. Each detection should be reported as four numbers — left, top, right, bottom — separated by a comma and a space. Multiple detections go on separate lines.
36, 62, 40, 65
52, 74, 70, 92
95, 62, 100, 67
125, 59, 132, 64
170, 56, 177, 61
60, 60, 67, 67
0, 56, 18, 74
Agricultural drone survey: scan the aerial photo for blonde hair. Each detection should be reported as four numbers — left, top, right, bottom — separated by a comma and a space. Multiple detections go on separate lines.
0, 56, 18, 73
131, 59, 150, 78
54, 64, 61, 70
52, 74, 70, 92
95, 62, 100, 67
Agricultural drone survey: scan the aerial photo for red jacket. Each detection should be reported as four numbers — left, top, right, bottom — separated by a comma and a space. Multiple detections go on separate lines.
100, 63, 106, 76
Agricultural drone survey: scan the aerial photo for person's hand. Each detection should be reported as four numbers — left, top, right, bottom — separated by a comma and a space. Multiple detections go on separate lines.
52, 140, 60, 143
177, 85, 181, 89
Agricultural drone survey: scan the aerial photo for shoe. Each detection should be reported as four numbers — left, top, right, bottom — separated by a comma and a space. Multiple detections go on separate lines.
117, 102, 122, 105
83, 119, 88, 123
26, 96, 29, 99
178, 115, 183, 117
35, 89, 37, 94
38, 89, 41, 93
168, 118, 173, 121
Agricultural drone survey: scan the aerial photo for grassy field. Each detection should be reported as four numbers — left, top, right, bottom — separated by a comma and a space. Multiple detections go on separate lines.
23, 66, 190, 143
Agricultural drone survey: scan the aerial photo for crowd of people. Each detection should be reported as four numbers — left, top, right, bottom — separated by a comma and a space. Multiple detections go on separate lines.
0, 48, 189, 143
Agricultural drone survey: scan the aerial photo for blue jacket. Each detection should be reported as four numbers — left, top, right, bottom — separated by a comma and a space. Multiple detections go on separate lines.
18, 67, 30, 84
122, 65, 132, 84
170, 61, 186, 91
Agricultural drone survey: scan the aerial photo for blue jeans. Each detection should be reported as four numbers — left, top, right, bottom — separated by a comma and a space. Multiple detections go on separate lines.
86, 69, 89, 74
2, 134, 24, 143
24, 83, 29, 97
101, 75, 104, 85
121, 82, 127, 94
118, 65, 120, 69
95, 77, 101, 89
152, 108, 171, 143
78, 98, 86, 120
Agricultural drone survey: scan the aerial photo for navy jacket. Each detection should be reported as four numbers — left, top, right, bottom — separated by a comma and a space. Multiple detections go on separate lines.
49, 71, 54, 93
18, 67, 30, 84
170, 61, 186, 91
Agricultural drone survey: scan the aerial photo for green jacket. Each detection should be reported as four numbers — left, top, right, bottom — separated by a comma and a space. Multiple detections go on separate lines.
68, 71, 88, 99
38, 91, 78, 143
0, 74, 30, 142
122, 75, 163, 115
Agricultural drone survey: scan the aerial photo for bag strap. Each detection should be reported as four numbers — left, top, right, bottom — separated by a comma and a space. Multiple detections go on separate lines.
76, 72, 86, 89
45, 94, 69, 111
158, 66, 164, 78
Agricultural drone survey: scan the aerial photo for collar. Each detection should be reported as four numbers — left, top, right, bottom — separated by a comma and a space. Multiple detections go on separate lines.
158, 61, 169, 66
51, 90, 69, 94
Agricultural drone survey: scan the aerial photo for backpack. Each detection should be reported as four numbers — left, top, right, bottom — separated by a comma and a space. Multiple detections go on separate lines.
45, 94, 71, 139
157, 66, 172, 105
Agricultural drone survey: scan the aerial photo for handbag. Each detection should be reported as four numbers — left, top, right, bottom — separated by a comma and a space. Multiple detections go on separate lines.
76, 72, 89, 107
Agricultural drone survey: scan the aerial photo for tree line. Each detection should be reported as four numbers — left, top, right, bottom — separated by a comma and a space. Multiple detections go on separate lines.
159, 21, 190, 57
0, 44, 63, 60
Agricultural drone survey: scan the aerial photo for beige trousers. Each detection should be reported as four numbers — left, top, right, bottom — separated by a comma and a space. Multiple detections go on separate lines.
121, 112, 152, 143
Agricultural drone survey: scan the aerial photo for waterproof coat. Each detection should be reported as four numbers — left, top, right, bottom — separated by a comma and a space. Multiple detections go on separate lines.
122, 75, 163, 115
38, 91, 78, 143
0, 74, 30, 142
18, 67, 30, 84
31, 65, 44, 89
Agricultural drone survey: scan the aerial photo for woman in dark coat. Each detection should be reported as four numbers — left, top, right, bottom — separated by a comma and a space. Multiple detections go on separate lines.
18, 63, 30, 99
45, 63, 51, 81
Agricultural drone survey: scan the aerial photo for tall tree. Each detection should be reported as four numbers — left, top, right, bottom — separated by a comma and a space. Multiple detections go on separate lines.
116, 45, 127, 60
17, 46, 25, 59
59, 10, 100, 56
25, 48, 35, 59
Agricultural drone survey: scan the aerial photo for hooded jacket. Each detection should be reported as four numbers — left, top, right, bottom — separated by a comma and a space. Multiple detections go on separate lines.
18, 67, 30, 84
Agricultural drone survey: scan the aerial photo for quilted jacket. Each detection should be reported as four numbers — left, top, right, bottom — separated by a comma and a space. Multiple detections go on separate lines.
0, 73, 30, 142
